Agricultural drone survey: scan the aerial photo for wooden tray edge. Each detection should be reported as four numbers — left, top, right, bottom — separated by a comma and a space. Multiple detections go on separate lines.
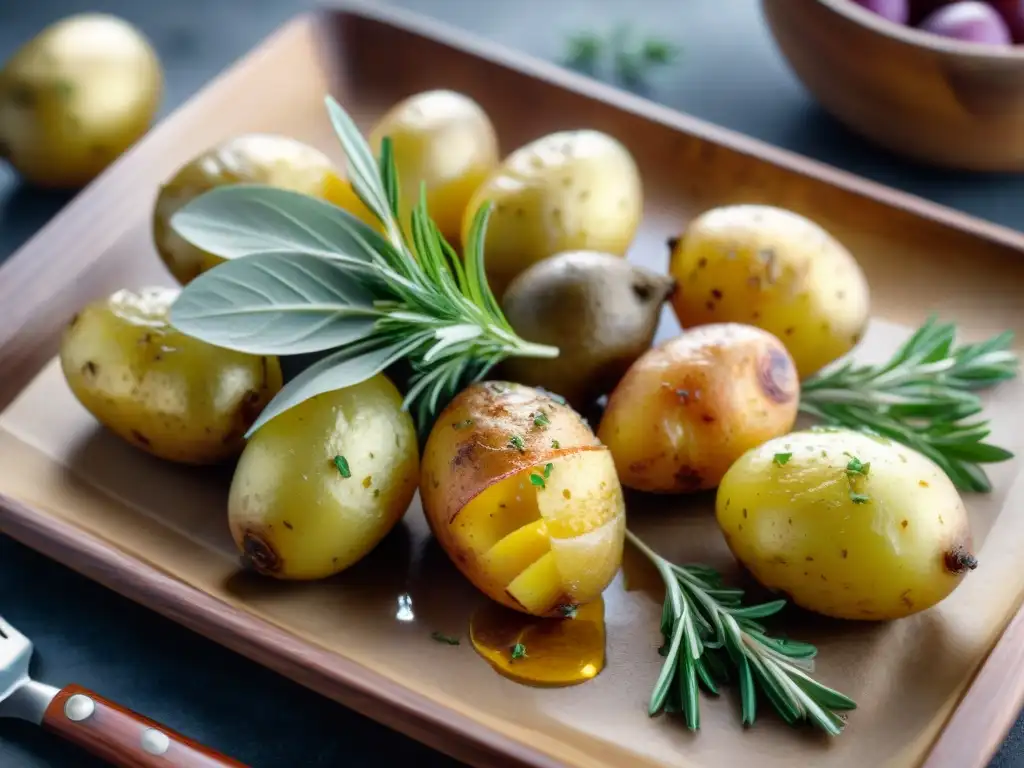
0, 493, 564, 768
320, 0, 1024, 255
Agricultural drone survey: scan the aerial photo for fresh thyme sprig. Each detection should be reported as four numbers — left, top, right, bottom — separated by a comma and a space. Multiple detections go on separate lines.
800, 317, 1018, 492
627, 531, 856, 735
168, 97, 558, 436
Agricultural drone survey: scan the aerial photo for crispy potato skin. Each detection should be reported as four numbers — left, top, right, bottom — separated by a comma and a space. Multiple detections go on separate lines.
420, 382, 625, 616
717, 429, 976, 620
0, 14, 163, 188
597, 323, 799, 493
668, 205, 870, 378
60, 287, 283, 464
228, 375, 419, 580
153, 133, 377, 285
369, 89, 499, 247
462, 130, 643, 298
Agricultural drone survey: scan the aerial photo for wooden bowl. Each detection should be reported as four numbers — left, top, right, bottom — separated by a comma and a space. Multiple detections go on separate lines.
761, 0, 1024, 171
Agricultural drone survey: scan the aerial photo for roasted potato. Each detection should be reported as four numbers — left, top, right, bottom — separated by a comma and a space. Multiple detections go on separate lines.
0, 13, 162, 188
463, 129, 643, 298
369, 89, 499, 246
597, 323, 799, 493
421, 382, 625, 617
667, 204, 870, 378
227, 374, 419, 580
717, 428, 977, 620
60, 286, 283, 464
153, 133, 377, 284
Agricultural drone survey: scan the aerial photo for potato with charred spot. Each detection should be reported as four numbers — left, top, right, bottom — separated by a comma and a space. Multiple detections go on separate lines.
228, 375, 419, 580
421, 382, 625, 617
668, 204, 870, 378
598, 323, 799, 493
60, 286, 283, 464
716, 429, 977, 620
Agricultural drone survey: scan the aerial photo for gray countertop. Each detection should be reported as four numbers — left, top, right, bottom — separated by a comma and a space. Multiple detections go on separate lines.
1, 1, 1022, 766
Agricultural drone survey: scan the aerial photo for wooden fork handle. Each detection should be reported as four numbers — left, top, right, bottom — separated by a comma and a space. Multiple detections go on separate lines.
43, 684, 247, 767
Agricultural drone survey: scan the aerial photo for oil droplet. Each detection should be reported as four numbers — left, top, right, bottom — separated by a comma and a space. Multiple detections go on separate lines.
469, 598, 605, 687
395, 593, 414, 622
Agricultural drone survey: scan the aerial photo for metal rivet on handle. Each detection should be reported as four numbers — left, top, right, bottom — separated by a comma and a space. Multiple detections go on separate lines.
64, 694, 95, 722
141, 728, 170, 756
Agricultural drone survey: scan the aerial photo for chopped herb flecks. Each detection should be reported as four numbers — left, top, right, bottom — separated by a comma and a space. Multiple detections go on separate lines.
510, 642, 528, 660
533, 410, 550, 428
560, 604, 578, 619
430, 631, 460, 646
850, 491, 870, 504
508, 434, 526, 452
544, 462, 553, 478
846, 456, 870, 476
773, 452, 792, 466
530, 473, 546, 489
551, 439, 561, 449
333, 455, 351, 478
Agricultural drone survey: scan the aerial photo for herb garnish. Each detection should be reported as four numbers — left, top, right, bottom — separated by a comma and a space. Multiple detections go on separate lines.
529, 473, 546, 489
564, 23, 680, 89
533, 410, 550, 427
510, 642, 528, 661
845, 456, 869, 476
849, 492, 870, 504
627, 530, 855, 734
167, 97, 558, 437
333, 455, 351, 478
560, 604, 579, 619
551, 439, 561, 449
773, 452, 792, 466
431, 631, 460, 646
801, 318, 1018, 492
508, 434, 526, 452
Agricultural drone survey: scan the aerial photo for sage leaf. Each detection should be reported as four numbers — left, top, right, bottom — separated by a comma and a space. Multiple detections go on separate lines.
169, 183, 389, 264
170, 252, 380, 355
245, 338, 416, 437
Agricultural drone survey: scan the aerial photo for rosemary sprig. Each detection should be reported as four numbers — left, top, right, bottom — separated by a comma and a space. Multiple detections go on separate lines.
169, 97, 558, 436
801, 317, 1018, 493
627, 531, 856, 734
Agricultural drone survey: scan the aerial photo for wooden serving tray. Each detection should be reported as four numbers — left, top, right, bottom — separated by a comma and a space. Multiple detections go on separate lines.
2, 3, 1024, 767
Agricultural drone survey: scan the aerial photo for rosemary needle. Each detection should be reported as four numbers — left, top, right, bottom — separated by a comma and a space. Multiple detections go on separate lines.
800, 317, 1018, 493
627, 530, 856, 734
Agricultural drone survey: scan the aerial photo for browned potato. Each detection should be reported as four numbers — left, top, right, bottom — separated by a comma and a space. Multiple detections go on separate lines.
597, 323, 800, 492
420, 382, 625, 617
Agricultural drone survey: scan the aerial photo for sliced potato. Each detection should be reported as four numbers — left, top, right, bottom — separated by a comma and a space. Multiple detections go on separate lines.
420, 382, 625, 616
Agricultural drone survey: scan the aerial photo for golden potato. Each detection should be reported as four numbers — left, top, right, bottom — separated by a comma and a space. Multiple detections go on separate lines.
668, 204, 870, 378
717, 429, 977, 620
421, 382, 625, 617
598, 324, 799, 493
370, 89, 499, 246
60, 286, 283, 464
463, 129, 643, 298
0, 13, 162, 188
153, 133, 378, 284
228, 375, 419, 580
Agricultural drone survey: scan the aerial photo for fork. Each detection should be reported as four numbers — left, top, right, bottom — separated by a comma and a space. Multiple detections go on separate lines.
0, 613, 247, 767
